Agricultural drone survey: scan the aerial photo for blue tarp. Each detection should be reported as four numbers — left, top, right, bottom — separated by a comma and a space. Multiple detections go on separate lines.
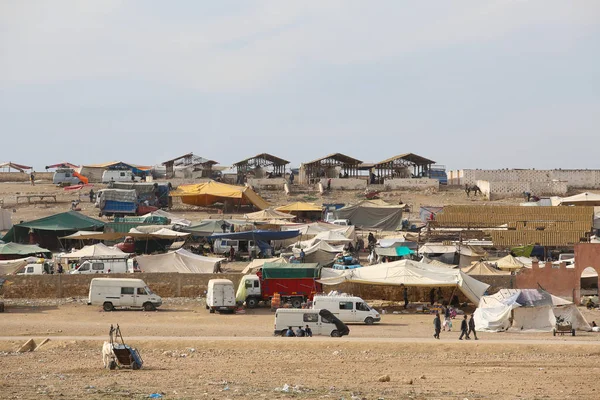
208, 230, 300, 241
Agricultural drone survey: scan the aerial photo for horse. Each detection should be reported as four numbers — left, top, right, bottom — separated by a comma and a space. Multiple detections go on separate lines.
465, 184, 482, 197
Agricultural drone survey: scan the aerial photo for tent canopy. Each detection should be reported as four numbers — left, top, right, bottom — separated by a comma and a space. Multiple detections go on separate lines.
559, 192, 600, 206
493, 255, 528, 270
60, 231, 125, 241
135, 249, 225, 273
0, 242, 51, 257
209, 230, 300, 241
0, 257, 42, 275
244, 208, 296, 221
241, 256, 287, 274
334, 200, 403, 231
276, 202, 322, 213
318, 259, 489, 304
170, 181, 269, 210
461, 261, 510, 276
475, 289, 590, 332
375, 246, 415, 257
128, 228, 191, 240
183, 219, 253, 237
60, 243, 126, 260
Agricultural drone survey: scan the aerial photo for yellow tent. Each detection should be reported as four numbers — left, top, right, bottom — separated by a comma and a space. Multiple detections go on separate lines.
170, 181, 269, 210
244, 208, 296, 221
276, 202, 322, 213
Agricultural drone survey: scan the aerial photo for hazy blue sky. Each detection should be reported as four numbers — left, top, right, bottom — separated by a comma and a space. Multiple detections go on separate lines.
1, 1, 599, 172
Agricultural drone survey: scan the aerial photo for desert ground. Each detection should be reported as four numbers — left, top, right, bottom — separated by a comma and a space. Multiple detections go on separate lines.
1, 298, 600, 399
3, 179, 600, 399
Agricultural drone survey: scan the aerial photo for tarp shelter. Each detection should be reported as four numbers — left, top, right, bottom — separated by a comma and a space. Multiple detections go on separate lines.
0, 162, 32, 172
559, 192, 600, 207
0, 208, 12, 230
461, 261, 510, 276
144, 210, 191, 227
318, 259, 490, 304
418, 244, 487, 267
135, 249, 225, 273
510, 245, 545, 259
59, 243, 125, 262
244, 208, 296, 221
276, 202, 322, 213
241, 257, 287, 274
183, 219, 253, 237
2, 211, 105, 250
60, 231, 125, 241
375, 246, 415, 257
170, 181, 269, 210
80, 161, 151, 182
0, 243, 52, 260
493, 255, 529, 271
334, 200, 403, 231
208, 230, 301, 242
0, 256, 41, 275
474, 289, 590, 332
128, 228, 191, 240
292, 240, 345, 265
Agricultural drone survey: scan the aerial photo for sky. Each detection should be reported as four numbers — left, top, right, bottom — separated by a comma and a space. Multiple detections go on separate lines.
1, 0, 599, 172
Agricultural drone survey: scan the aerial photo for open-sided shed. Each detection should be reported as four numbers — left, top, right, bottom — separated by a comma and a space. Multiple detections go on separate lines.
301, 153, 362, 184
372, 153, 435, 181
162, 153, 218, 179
233, 153, 289, 183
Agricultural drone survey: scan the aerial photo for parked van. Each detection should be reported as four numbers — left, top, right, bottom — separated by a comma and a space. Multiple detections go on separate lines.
312, 295, 380, 324
88, 278, 162, 311
53, 168, 86, 186
71, 259, 128, 274
102, 170, 140, 183
17, 261, 53, 275
274, 308, 350, 337
213, 239, 270, 256
206, 279, 236, 313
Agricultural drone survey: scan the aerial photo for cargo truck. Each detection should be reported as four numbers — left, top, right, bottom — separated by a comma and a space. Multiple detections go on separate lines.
236, 262, 322, 309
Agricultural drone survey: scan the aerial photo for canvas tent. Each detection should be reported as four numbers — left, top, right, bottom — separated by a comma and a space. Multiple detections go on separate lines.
374, 246, 415, 257
244, 208, 296, 221
318, 259, 490, 304
60, 231, 125, 241
59, 243, 125, 262
461, 261, 510, 276
276, 202, 322, 213
418, 244, 487, 267
128, 227, 191, 240
559, 192, 600, 207
170, 181, 269, 210
241, 256, 287, 274
334, 200, 403, 231
0, 256, 41, 275
183, 219, 253, 237
0, 243, 52, 260
135, 249, 225, 273
474, 289, 590, 332
143, 210, 191, 227
493, 255, 528, 271
2, 211, 105, 250
292, 240, 344, 264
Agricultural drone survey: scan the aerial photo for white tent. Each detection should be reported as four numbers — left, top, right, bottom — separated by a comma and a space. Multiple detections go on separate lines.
241, 256, 287, 274
559, 192, 600, 206
292, 241, 345, 264
128, 227, 191, 239
493, 255, 528, 271
136, 249, 225, 273
0, 257, 40, 275
318, 259, 490, 304
60, 243, 125, 262
474, 289, 590, 332
143, 210, 191, 227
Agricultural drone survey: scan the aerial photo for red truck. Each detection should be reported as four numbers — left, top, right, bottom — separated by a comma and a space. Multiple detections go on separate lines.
236, 263, 322, 308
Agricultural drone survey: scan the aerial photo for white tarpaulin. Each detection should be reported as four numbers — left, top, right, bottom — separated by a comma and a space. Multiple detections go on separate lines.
136, 249, 225, 273
318, 259, 489, 304
144, 210, 192, 227
292, 240, 345, 264
474, 289, 590, 332
241, 257, 287, 274
0, 257, 40, 275
59, 243, 125, 261
128, 228, 191, 239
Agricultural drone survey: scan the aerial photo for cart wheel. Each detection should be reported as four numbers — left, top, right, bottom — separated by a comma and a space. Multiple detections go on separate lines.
291, 298, 302, 308
553, 329, 556, 336
572, 329, 576, 336
143, 302, 156, 312
109, 360, 117, 370
132, 361, 141, 370
103, 302, 114, 312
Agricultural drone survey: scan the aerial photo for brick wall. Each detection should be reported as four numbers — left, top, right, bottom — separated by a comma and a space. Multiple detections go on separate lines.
451, 169, 600, 188
477, 180, 568, 200
384, 178, 439, 191
320, 178, 367, 190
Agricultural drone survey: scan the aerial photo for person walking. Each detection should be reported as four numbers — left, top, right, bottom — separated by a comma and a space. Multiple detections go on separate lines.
459, 315, 470, 340
429, 288, 435, 306
468, 314, 478, 340
299, 248, 306, 263
403, 285, 409, 309
30, 172, 35, 186
433, 312, 441, 339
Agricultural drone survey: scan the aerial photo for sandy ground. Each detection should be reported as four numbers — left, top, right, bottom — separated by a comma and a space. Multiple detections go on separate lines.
1, 299, 600, 399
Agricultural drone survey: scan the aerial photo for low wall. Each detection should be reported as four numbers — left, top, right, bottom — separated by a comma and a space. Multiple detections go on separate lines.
384, 178, 439, 191
320, 178, 367, 190
247, 178, 286, 190
0, 273, 243, 299
453, 169, 600, 188
477, 180, 568, 200
0, 172, 53, 182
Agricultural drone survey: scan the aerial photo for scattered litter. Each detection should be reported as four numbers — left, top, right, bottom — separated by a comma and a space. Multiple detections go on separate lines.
148, 394, 163, 399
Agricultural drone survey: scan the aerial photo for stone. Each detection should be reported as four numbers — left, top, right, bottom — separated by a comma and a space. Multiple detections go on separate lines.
378, 375, 390, 382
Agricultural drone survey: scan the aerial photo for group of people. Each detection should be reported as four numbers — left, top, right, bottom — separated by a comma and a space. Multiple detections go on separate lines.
433, 312, 478, 340
285, 325, 313, 337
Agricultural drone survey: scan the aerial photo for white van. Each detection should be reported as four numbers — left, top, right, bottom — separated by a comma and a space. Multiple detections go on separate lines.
88, 278, 162, 311
213, 239, 264, 255
102, 170, 140, 183
71, 259, 128, 274
206, 279, 236, 313
274, 308, 349, 337
53, 169, 83, 185
17, 261, 53, 275
312, 295, 380, 324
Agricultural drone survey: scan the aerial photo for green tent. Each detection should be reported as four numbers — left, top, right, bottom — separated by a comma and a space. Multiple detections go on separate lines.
0, 242, 52, 258
261, 262, 321, 279
2, 211, 105, 250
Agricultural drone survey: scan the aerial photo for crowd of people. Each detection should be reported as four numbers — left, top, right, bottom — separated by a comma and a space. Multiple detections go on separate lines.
284, 325, 313, 337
